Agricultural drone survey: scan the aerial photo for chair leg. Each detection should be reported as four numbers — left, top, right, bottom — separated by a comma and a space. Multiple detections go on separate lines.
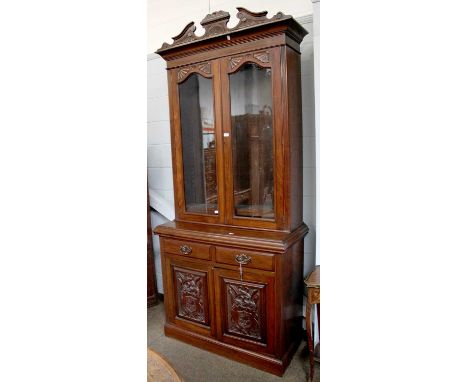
306, 301, 315, 382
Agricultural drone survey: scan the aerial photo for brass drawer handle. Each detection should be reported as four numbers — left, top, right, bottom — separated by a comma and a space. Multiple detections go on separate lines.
179, 245, 192, 255
235, 254, 251, 265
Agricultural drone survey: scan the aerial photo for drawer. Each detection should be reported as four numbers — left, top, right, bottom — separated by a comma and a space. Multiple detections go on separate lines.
215, 247, 275, 271
163, 238, 211, 260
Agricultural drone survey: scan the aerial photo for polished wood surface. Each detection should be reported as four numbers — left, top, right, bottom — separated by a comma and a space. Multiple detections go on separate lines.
305, 266, 320, 381
215, 246, 275, 271
305, 265, 320, 289
162, 238, 212, 260
214, 267, 275, 354
155, 8, 308, 376
163, 255, 216, 338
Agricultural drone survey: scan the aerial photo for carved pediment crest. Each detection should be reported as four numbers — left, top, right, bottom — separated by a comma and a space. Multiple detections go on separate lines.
157, 7, 292, 52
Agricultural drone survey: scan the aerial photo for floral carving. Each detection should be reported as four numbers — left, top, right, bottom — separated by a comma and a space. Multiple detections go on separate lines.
227, 284, 262, 340
228, 51, 270, 72
228, 56, 243, 71
175, 269, 207, 323
253, 51, 270, 63
177, 62, 212, 82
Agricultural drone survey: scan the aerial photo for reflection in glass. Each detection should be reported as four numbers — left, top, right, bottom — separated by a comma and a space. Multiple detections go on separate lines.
179, 74, 218, 214
230, 63, 274, 219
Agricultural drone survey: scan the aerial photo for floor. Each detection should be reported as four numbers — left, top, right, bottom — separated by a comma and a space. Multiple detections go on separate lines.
148, 302, 320, 382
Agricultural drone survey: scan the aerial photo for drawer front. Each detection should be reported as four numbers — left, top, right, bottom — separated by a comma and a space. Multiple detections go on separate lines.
163, 238, 211, 260
215, 247, 274, 271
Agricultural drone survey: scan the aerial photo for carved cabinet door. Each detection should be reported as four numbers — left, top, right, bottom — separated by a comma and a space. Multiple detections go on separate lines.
213, 267, 275, 354
164, 256, 215, 338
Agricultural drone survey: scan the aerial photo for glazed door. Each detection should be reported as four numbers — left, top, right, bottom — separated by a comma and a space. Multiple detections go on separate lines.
169, 59, 225, 224
221, 47, 285, 230
213, 267, 275, 354
164, 256, 215, 338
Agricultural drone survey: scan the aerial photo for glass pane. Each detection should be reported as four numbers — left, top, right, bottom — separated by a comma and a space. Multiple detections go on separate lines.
179, 74, 218, 215
230, 63, 274, 219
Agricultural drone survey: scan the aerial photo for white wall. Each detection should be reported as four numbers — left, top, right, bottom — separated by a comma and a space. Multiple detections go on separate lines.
312, 0, 320, 266
147, 1, 317, 288
299, 16, 317, 277
150, 209, 168, 293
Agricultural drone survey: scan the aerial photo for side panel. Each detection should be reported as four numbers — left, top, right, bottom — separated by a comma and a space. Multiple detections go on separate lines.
284, 46, 304, 231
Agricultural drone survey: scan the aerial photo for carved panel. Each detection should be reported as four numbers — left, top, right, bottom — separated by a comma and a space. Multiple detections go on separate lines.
177, 62, 212, 82
224, 280, 266, 342
253, 51, 270, 63
228, 56, 243, 71
174, 267, 209, 325
227, 50, 271, 73
158, 8, 292, 52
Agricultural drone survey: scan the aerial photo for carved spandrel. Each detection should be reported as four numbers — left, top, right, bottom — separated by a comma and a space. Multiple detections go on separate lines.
226, 282, 265, 341
177, 62, 212, 82
157, 8, 291, 52
174, 268, 208, 325
227, 51, 271, 72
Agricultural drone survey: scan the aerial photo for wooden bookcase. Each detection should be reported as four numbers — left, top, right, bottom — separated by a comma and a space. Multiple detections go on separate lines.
154, 8, 308, 376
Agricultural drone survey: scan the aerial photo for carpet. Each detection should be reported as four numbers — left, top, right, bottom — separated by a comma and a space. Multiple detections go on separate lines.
148, 303, 320, 381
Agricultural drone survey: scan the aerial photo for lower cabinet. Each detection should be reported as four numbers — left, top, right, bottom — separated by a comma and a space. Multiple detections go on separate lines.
157, 229, 307, 376
214, 267, 275, 355
163, 254, 275, 350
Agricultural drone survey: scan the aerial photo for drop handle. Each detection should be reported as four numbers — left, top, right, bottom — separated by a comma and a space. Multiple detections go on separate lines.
235, 254, 251, 265
179, 245, 192, 255
235, 254, 251, 283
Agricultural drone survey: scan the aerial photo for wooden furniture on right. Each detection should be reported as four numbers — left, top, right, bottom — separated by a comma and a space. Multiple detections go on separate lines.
305, 265, 320, 381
